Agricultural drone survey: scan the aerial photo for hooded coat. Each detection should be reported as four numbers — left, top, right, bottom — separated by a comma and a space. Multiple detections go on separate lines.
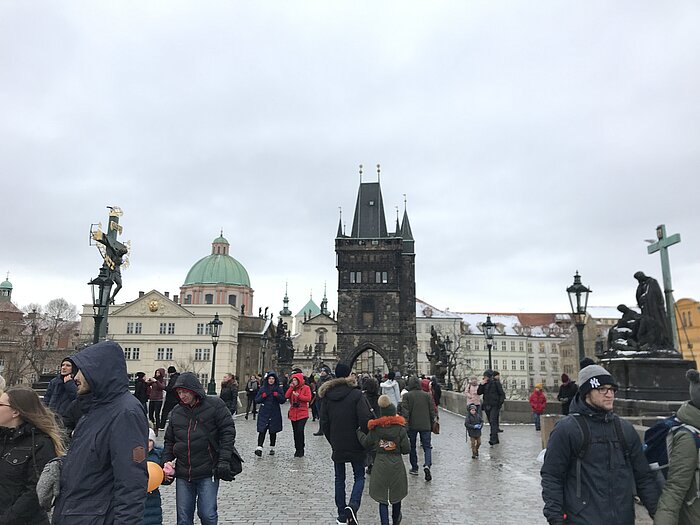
557, 381, 579, 415
286, 372, 312, 422
255, 372, 286, 433
147, 369, 166, 401
541, 393, 659, 525
401, 376, 436, 432
654, 401, 700, 525
220, 377, 239, 415
44, 362, 77, 417
356, 415, 410, 504
162, 372, 235, 481
52, 341, 149, 525
319, 376, 373, 463
0, 422, 56, 525
379, 378, 401, 408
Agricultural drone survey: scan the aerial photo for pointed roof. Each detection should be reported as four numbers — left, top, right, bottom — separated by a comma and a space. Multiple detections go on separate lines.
295, 298, 321, 318
350, 182, 388, 238
400, 209, 414, 253
336, 215, 343, 238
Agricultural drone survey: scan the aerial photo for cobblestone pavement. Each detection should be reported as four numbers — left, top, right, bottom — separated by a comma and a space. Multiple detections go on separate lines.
158, 409, 654, 524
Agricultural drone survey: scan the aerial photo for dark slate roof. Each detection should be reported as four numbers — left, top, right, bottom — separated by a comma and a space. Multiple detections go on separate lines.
350, 182, 388, 238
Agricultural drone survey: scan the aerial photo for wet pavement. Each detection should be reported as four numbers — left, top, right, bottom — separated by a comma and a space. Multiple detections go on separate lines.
158, 409, 654, 524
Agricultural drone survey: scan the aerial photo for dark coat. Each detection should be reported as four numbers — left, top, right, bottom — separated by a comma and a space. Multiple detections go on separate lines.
464, 411, 483, 439
478, 378, 505, 408
62, 393, 93, 437
557, 381, 578, 415
401, 376, 436, 432
44, 374, 77, 417
362, 377, 380, 418
0, 423, 56, 525
143, 446, 163, 525
220, 380, 238, 415
134, 378, 149, 404
53, 341, 149, 525
541, 394, 660, 525
162, 372, 236, 481
318, 377, 372, 463
255, 373, 286, 433
163, 373, 180, 404
357, 415, 410, 504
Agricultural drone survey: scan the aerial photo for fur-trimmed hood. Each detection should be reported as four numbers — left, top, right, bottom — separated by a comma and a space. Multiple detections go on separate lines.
367, 415, 406, 430
317, 376, 357, 399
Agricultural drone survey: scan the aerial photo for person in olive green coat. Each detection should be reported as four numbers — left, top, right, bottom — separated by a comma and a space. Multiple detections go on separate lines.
357, 395, 410, 525
654, 369, 700, 525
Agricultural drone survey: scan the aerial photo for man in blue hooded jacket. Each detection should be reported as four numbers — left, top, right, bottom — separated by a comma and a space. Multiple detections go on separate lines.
52, 341, 149, 524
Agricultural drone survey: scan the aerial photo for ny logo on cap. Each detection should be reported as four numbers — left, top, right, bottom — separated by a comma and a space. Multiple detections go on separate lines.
589, 378, 600, 388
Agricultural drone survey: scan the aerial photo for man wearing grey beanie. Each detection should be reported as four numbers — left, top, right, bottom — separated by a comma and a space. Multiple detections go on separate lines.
541, 364, 659, 525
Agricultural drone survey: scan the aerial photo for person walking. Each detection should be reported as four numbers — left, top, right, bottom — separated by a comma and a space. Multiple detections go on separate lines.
286, 371, 313, 457
309, 375, 319, 421
134, 371, 149, 411
162, 372, 236, 525
52, 340, 149, 524
313, 365, 334, 435
357, 395, 409, 525
0, 386, 65, 524
557, 374, 578, 415
465, 403, 482, 459
654, 369, 700, 525
319, 363, 373, 525
244, 374, 259, 420
380, 373, 401, 409
464, 376, 482, 418
43, 358, 77, 419
160, 366, 180, 429
400, 375, 436, 481
254, 372, 286, 456
220, 373, 238, 416
143, 427, 163, 525
529, 384, 547, 431
147, 368, 166, 434
541, 364, 659, 525
478, 370, 505, 445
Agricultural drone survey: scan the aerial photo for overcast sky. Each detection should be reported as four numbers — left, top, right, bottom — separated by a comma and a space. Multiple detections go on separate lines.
2, 1, 699, 319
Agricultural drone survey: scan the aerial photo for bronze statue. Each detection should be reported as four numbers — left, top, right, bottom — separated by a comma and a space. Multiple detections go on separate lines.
425, 325, 447, 384
92, 207, 128, 304
634, 271, 672, 347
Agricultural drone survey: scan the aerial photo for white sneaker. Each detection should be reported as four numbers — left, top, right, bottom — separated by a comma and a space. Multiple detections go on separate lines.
269, 448, 275, 455
255, 446, 262, 457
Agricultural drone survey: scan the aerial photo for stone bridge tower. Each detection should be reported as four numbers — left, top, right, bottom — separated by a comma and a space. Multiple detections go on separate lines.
335, 172, 417, 374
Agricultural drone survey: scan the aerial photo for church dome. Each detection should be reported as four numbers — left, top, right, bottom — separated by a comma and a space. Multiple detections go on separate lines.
183, 235, 251, 287
0, 279, 12, 290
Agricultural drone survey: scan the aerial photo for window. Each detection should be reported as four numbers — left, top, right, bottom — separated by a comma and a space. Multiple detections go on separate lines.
551, 357, 559, 369
528, 357, 534, 370
126, 322, 134, 334
205, 294, 214, 304
527, 342, 533, 352
197, 373, 209, 385
511, 379, 517, 390
350, 271, 362, 284
519, 341, 524, 351
135, 322, 142, 334
474, 340, 480, 351
483, 359, 489, 369
554, 379, 559, 387
374, 271, 388, 284
124, 347, 140, 360
502, 359, 508, 370
520, 359, 525, 370
539, 342, 545, 353
228, 294, 237, 306
465, 339, 471, 350
160, 323, 166, 335
564, 365, 574, 375
520, 379, 527, 390
167, 323, 175, 335
361, 298, 374, 328
551, 343, 558, 353
194, 348, 211, 361
156, 347, 173, 360
510, 341, 516, 351
511, 359, 516, 370
501, 340, 507, 351
466, 358, 472, 367
185, 294, 192, 304
197, 323, 213, 335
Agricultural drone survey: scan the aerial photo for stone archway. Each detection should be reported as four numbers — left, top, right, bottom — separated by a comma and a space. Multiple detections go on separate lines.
348, 342, 392, 375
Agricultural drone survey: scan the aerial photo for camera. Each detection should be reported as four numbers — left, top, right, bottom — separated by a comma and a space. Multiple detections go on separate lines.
292, 402, 300, 408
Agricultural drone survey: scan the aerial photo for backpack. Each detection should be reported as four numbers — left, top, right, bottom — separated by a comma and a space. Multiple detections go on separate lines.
643, 415, 700, 505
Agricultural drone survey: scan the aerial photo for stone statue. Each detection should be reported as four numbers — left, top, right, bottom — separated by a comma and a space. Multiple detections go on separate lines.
607, 304, 641, 350
425, 325, 447, 384
634, 271, 672, 348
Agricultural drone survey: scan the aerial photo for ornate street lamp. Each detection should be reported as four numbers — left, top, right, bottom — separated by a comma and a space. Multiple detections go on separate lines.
445, 336, 453, 390
206, 313, 223, 395
483, 315, 496, 371
567, 271, 592, 362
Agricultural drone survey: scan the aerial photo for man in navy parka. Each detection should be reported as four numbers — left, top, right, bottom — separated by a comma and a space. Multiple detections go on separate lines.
53, 341, 149, 524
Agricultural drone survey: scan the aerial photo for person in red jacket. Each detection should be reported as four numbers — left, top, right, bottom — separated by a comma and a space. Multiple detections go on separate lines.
285, 372, 313, 457
529, 383, 547, 431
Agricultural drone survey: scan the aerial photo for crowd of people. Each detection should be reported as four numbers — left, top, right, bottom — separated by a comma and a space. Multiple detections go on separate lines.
1, 348, 699, 525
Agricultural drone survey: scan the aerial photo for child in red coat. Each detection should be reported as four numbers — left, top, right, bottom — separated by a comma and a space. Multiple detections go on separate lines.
528, 384, 547, 431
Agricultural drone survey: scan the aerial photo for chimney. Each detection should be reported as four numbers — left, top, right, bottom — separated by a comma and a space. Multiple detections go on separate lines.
139, 291, 145, 297
173, 294, 179, 304
165, 291, 169, 298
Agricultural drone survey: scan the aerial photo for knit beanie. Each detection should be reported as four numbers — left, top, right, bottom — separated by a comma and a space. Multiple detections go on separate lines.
578, 364, 617, 397
688, 369, 700, 407
378, 394, 397, 417
579, 357, 596, 370
167, 366, 177, 374
335, 363, 351, 378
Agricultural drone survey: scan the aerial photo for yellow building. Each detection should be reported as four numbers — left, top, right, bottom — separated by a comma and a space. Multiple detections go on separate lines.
675, 297, 700, 368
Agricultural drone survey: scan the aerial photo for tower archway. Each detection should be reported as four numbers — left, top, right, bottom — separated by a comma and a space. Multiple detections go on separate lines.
348, 342, 391, 375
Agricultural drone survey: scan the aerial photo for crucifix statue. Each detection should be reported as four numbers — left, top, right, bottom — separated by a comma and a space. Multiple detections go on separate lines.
92, 206, 129, 304
646, 224, 681, 350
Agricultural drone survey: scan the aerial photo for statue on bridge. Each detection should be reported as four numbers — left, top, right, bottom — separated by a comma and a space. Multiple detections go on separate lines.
426, 325, 448, 384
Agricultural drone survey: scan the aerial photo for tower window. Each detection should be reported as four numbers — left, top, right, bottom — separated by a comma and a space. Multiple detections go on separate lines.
205, 294, 214, 304
360, 298, 375, 328
228, 294, 237, 306
350, 271, 362, 284
374, 271, 388, 284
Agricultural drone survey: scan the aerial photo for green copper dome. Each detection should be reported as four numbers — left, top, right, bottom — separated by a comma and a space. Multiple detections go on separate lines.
0, 279, 12, 290
183, 236, 251, 287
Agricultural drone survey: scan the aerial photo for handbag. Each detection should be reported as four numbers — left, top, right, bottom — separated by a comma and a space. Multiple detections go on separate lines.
206, 434, 244, 480
432, 419, 440, 434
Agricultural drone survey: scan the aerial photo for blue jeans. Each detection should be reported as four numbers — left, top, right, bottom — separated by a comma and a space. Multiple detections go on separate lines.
334, 461, 365, 520
533, 412, 541, 430
408, 429, 432, 470
176, 477, 219, 525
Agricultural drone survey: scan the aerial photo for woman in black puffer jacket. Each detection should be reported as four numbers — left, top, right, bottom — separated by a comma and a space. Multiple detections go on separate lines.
0, 386, 65, 524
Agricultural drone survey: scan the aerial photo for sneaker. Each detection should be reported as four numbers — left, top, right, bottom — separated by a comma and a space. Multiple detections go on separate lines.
498, 429, 504, 433
472, 454, 477, 459
269, 448, 275, 455
313, 430, 323, 436
345, 505, 358, 525
393, 512, 402, 525
409, 468, 419, 476
424, 466, 432, 481
255, 446, 262, 457
336, 519, 346, 525
245, 414, 249, 420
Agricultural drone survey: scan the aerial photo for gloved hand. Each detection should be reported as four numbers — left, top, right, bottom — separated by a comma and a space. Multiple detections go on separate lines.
547, 518, 564, 525
261, 392, 267, 399
272, 391, 278, 397
215, 461, 233, 481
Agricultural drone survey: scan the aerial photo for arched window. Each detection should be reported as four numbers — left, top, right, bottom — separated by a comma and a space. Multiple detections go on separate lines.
205, 293, 214, 304
228, 294, 237, 306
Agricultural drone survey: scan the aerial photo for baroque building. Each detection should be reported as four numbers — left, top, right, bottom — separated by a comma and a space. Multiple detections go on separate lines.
335, 175, 417, 374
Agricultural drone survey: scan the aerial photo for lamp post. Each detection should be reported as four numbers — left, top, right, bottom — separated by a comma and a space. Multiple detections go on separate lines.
567, 271, 592, 362
483, 315, 496, 371
445, 335, 453, 390
260, 333, 269, 373
206, 313, 223, 395
89, 267, 113, 344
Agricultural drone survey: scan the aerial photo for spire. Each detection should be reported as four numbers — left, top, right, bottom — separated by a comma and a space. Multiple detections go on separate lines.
400, 197, 415, 254
349, 165, 388, 239
337, 207, 344, 237
394, 206, 400, 235
321, 282, 329, 315
280, 281, 292, 316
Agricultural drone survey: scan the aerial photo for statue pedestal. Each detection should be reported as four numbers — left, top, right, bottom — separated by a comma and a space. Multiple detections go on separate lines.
600, 357, 696, 401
